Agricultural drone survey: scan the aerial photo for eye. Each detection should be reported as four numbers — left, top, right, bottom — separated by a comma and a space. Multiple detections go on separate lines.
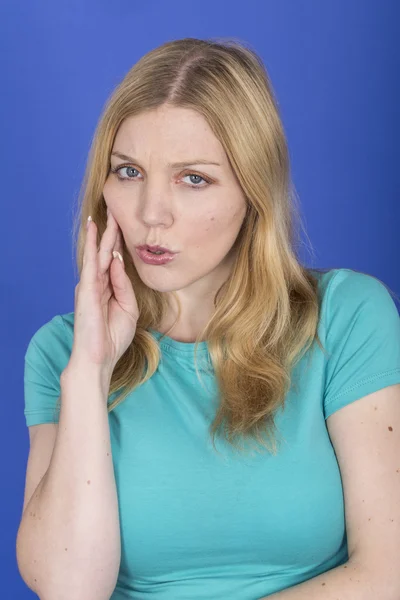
181, 173, 210, 188
110, 165, 140, 180
110, 165, 212, 189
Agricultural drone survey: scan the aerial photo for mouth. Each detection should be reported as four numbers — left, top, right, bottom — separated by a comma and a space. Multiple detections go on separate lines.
137, 244, 177, 255
135, 246, 177, 265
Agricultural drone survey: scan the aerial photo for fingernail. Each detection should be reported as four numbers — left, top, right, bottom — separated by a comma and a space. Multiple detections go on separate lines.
86, 215, 92, 231
113, 250, 123, 264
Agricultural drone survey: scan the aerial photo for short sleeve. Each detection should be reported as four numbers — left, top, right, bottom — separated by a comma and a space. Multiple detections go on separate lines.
323, 269, 400, 419
24, 314, 73, 426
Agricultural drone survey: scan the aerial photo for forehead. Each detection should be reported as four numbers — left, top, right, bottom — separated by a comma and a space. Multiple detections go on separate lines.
113, 106, 226, 163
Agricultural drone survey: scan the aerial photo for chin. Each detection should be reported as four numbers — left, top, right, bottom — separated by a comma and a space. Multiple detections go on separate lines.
133, 268, 182, 293
142, 280, 178, 293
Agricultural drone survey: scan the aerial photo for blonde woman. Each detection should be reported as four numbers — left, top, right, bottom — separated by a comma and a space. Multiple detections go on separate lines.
17, 37, 400, 600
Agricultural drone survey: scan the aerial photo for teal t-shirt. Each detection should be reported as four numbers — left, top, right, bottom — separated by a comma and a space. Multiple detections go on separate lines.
23, 268, 400, 599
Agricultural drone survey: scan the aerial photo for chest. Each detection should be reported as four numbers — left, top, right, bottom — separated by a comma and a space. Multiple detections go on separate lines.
107, 365, 346, 580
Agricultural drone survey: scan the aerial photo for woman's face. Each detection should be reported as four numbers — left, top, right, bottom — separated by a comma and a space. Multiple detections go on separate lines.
103, 105, 248, 311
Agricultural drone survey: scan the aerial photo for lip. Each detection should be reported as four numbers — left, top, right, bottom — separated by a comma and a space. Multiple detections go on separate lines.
135, 246, 177, 265
138, 244, 176, 254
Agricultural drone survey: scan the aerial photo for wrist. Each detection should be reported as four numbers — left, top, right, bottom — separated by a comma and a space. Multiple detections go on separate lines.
61, 357, 114, 395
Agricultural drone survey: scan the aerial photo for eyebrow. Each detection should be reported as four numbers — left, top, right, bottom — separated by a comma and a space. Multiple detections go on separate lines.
111, 151, 221, 169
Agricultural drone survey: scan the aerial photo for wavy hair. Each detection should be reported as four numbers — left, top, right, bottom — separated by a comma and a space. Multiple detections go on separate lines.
56, 36, 334, 456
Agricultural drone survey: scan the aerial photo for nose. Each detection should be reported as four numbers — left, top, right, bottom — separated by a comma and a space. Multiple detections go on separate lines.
139, 183, 174, 228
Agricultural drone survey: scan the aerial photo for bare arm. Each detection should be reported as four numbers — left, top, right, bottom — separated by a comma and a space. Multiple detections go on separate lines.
16, 363, 121, 600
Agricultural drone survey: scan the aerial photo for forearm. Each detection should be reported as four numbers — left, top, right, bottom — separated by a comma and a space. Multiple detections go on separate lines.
16, 364, 121, 600
260, 558, 394, 600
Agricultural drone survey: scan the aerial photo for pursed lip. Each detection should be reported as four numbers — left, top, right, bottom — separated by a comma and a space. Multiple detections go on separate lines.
137, 244, 177, 254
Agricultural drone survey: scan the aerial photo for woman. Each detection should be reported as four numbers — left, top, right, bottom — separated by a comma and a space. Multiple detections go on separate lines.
17, 37, 400, 599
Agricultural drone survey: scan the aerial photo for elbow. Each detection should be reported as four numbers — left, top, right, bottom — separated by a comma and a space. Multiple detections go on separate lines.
16, 526, 41, 597
351, 557, 400, 600
16, 524, 119, 600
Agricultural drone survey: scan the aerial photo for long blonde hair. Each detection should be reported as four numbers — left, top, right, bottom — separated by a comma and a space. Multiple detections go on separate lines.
59, 37, 333, 456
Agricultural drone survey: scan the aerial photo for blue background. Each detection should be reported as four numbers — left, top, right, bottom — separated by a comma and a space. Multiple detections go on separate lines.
2, 0, 399, 596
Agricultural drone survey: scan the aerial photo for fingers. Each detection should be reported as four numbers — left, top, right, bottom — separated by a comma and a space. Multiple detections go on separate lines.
81, 209, 123, 289
113, 224, 124, 258
81, 217, 99, 284
98, 209, 120, 275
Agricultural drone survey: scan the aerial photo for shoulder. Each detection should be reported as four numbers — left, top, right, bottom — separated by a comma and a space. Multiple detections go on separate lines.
310, 267, 399, 327
326, 267, 396, 300
25, 312, 75, 366
24, 313, 75, 427
318, 268, 400, 418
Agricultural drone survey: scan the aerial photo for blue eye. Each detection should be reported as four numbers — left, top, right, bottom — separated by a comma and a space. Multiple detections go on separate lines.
110, 165, 212, 189
111, 166, 139, 180
182, 173, 208, 187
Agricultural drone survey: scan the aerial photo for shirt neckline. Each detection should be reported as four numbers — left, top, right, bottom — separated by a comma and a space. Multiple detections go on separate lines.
148, 328, 209, 354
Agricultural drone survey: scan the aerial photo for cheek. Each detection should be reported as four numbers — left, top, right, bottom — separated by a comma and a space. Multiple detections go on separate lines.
103, 179, 128, 226
102, 176, 114, 200
186, 209, 243, 251
103, 179, 118, 215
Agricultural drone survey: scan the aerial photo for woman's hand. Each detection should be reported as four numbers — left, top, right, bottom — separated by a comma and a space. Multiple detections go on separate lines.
69, 208, 139, 376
